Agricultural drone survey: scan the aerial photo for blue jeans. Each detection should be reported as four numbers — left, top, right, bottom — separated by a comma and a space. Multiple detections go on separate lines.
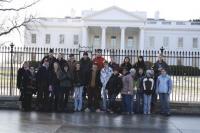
143, 94, 152, 114
74, 86, 84, 111
159, 93, 170, 113
122, 94, 133, 113
101, 87, 108, 111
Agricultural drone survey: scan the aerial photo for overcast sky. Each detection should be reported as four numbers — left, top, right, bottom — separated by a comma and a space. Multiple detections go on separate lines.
32, 0, 200, 20
1, 0, 200, 46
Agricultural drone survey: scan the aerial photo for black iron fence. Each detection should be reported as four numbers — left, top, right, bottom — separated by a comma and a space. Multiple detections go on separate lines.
0, 45, 200, 103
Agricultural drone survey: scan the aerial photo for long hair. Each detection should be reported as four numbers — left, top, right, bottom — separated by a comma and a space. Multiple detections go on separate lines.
53, 62, 62, 78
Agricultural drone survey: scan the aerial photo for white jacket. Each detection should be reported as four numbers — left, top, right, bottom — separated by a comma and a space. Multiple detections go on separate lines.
100, 67, 113, 87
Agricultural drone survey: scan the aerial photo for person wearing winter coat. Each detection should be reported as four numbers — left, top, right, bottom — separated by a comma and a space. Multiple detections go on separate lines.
142, 70, 154, 115
79, 52, 92, 99
120, 56, 132, 72
85, 63, 102, 112
156, 68, 172, 116
58, 63, 73, 112
41, 49, 57, 72
136, 68, 145, 114
49, 62, 62, 112
93, 49, 105, 70
133, 56, 147, 75
56, 53, 67, 71
73, 62, 84, 111
106, 67, 122, 113
121, 67, 134, 115
100, 61, 113, 111
36, 58, 50, 111
17, 61, 34, 111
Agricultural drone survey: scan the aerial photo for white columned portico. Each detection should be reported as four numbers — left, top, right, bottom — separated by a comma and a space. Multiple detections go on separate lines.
81, 26, 88, 47
139, 27, 145, 50
120, 27, 126, 49
101, 26, 107, 49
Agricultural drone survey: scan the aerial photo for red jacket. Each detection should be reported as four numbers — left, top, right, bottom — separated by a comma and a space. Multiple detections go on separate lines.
93, 56, 105, 70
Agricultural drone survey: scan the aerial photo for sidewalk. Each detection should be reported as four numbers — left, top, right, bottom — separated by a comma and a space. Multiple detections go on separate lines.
0, 110, 199, 133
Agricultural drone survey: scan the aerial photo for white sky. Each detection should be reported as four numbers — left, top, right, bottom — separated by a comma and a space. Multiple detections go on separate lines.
1, 0, 200, 46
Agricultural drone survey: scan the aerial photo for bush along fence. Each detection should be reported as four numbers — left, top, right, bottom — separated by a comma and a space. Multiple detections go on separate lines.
0, 44, 200, 103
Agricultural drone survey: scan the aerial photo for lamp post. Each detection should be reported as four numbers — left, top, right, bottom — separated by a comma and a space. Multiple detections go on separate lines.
10, 43, 14, 96
160, 46, 165, 55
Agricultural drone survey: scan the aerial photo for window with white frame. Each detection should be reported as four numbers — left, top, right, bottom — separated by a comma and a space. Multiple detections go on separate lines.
45, 34, 51, 44
149, 36, 155, 48
93, 35, 100, 47
59, 34, 65, 44
193, 38, 198, 48
31, 34, 36, 44
163, 37, 169, 47
73, 34, 79, 45
111, 36, 116, 48
178, 37, 183, 48
127, 36, 134, 48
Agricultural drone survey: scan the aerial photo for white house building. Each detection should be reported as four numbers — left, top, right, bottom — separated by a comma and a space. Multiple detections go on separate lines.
24, 6, 200, 51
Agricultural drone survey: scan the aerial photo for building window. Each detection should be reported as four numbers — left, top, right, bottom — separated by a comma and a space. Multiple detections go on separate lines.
59, 34, 65, 44
45, 34, 51, 44
111, 36, 116, 48
127, 36, 134, 48
93, 35, 100, 47
163, 37, 169, 47
149, 36, 155, 48
73, 34, 79, 45
193, 38, 198, 48
31, 34, 36, 44
178, 37, 183, 48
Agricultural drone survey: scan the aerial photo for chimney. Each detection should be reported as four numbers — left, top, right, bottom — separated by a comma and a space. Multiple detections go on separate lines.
154, 11, 160, 20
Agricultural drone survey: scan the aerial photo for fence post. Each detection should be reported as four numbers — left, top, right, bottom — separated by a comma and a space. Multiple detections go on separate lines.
160, 46, 165, 55
10, 43, 14, 96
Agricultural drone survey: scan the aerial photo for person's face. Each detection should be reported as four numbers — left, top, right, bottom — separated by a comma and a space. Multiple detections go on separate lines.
125, 58, 129, 63
130, 71, 136, 76
96, 52, 102, 57
113, 70, 118, 75
58, 54, 62, 60
70, 56, 75, 61
64, 66, 68, 72
139, 57, 142, 62
76, 64, 80, 70
161, 69, 167, 76
139, 68, 144, 75
104, 63, 108, 68
83, 55, 88, 59
30, 67, 34, 73
49, 52, 53, 58
23, 63, 29, 70
44, 59, 49, 66
158, 55, 163, 62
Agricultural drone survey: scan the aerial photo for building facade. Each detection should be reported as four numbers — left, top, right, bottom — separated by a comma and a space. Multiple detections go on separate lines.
24, 6, 200, 51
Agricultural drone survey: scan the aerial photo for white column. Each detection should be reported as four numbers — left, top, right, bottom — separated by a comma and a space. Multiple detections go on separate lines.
81, 26, 88, 47
120, 27, 126, 50
139, 27, 145, 50
101, 26, 106, 49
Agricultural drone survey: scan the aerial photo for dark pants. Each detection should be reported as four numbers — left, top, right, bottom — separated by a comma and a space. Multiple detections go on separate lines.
136, 92, 143, 113
87, 87, 101, 111
64, 88, 70, 111
108, 94, 117, 111
159, 93, 170, 114
36, 84, 50, 111
151, 78, 158, 111
122, 94, 133, 113
21, 91, 32, 111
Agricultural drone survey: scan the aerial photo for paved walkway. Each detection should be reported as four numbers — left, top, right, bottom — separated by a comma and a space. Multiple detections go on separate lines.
0, 110, 199, 133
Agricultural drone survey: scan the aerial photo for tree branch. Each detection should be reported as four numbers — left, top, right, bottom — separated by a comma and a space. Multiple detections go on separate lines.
0, 0, 39, 11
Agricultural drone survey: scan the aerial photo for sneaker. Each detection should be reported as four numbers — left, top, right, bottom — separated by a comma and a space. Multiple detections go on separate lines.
84, 108, 90, 112
96, 109, 101, 113
148, 112, 151, 115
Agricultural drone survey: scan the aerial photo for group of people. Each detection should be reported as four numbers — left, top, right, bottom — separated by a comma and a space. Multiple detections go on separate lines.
17, 48, 172, 116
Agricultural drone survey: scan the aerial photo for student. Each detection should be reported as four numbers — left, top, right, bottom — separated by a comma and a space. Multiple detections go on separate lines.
73, 62, 84, 112
156, 68, 172, 116
49, 62, 62, 112
56, 53, 67, 71
93, 49, 105, 70
36, 58, 50, 111
121, 67, 134, 115
85, 63, 102, 112
41, 49, 57, 71
120, 56, 132, 72
143, 70, 154, 115
17, 61, 34, 111
58, 63, 73, 112
100, 61, 113, 112
106, 67, 122, 113
130, 68, 138, 113
133, 56, 146, 75
136, 68, 145, 114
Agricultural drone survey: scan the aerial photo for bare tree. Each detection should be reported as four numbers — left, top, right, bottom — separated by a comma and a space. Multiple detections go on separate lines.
0, 0, 40, 38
